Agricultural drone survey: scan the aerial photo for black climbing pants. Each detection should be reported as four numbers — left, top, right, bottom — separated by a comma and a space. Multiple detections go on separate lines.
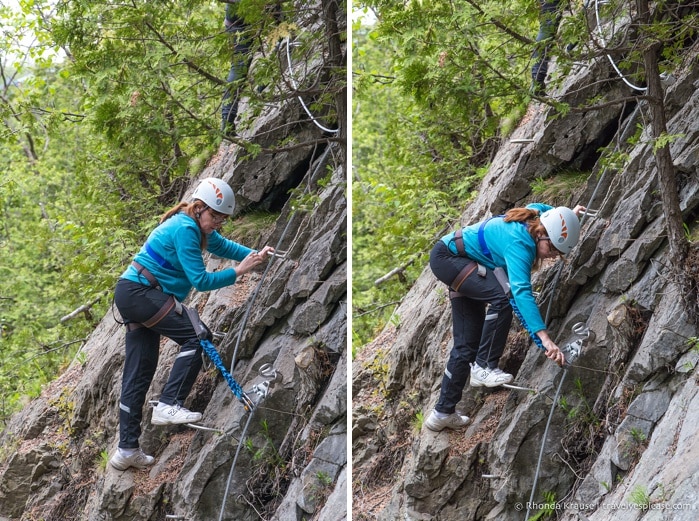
429, 242, 513, 414
114, 279, 204, 449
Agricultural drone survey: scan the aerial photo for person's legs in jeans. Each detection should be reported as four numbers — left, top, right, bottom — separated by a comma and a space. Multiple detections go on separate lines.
531, 0, 563, 94
114, 279, 208, 445
429, 241, 483, 413
472, 275, 513, 369
221, 22, 251, 134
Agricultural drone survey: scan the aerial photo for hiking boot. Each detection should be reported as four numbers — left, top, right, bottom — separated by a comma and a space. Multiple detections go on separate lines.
109, 448, 155, 471
470, 363, 514, 388
424, 411, 471, 432
151, 403, 202, 425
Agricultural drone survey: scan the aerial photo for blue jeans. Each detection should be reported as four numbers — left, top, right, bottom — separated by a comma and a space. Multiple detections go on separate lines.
429, 242, 513, 414
531, 0, 564, 85
221, 21, 252, 132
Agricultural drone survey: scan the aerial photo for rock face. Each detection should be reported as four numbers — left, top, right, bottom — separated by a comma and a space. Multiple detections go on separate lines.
0, 2, 347, 519
352, 36, 699, 521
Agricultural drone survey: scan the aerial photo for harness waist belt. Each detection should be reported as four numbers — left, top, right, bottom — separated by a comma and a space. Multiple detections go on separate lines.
125, 261, 182, 331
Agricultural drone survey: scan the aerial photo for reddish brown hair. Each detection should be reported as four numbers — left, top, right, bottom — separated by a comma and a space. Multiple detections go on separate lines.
503, 207, 550, 269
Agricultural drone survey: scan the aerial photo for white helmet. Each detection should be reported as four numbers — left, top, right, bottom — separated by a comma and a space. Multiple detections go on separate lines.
191, 177, 235, 215
540, 206, 580, 254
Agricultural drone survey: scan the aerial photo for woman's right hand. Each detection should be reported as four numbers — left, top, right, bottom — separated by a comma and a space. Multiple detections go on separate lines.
537, 330, 565, 366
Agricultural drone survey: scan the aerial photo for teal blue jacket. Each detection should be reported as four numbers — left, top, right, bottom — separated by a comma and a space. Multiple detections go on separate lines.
441, 203, 553, 333
121, 212, 253, 302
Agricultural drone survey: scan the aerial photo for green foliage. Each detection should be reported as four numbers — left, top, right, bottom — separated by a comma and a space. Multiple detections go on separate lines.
246, 418, 285, 467
559, 378, 599, 427
530, 169, 590, 200
0, 0, 296, 421
529, 490, 556, 520
413, 410, 424, 432
628, 484, 651, 509
97, 449, 109, 472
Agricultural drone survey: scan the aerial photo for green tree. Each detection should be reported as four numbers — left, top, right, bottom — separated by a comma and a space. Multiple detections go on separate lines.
0, 0, 345, 419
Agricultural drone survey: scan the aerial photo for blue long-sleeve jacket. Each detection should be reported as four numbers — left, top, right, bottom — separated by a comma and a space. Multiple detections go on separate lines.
121, 212, 253, 302
440, 203, 553, 333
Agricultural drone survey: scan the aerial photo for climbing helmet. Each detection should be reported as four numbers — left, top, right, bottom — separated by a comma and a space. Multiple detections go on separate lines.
540, 206, 580, 254
192, 177, 235, 215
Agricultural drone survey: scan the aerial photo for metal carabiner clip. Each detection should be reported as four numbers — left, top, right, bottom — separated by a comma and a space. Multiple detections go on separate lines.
259, 363, 277, 379
571, 322, 590, 339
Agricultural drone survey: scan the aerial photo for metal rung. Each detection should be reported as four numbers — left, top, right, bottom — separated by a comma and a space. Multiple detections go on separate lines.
267, 250, 288, 259
510, 138, 535, 144
185, 423, 225, 434
482, 474, 503, 479
165, 516, 187, 520
502, 383, 538, 392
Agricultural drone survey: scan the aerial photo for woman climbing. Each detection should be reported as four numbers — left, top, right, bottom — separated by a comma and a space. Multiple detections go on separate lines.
425, 203, 585, 432
109, 177, 274, 470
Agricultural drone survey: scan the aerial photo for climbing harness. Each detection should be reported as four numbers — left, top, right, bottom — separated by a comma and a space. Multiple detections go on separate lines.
179, 303, 255, 412
145, 242, 177, 271
283, 37, 339, 134
490, 266, 547, 353
200, 338, 255, 411
124, 261, 183, 331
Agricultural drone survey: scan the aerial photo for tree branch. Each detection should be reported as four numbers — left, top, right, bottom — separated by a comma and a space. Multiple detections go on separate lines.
143, 21, 226, 86
374, 260, 415, 286
60, 292, 107, 324
462, 0, 533, 45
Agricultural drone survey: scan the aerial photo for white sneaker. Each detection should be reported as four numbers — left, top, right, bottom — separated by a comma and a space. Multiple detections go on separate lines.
109, 448, 155, 471
470, 363, 513, 388
424, 411, 471, 432
151, 403, 203, 425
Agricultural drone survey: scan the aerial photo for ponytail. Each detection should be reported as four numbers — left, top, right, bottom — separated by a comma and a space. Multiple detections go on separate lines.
159, 200, 208, 250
